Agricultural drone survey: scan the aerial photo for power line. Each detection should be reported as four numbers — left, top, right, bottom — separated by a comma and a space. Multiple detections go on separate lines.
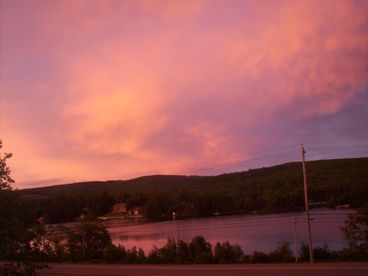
113, 140, 368, 180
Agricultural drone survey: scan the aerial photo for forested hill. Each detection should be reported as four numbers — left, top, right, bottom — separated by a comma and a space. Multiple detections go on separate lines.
19, 157, 368, 223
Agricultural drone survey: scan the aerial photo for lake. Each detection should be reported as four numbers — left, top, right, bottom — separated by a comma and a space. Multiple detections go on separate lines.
106, 208, 354, 254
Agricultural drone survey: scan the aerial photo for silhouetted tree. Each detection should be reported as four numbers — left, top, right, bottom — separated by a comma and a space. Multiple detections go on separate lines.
189, 236, 213, 263
341, 202, 368, 258
214, 241, 244, 263
0, 140, 21, 258
250, 251, 269, 263
0, 140, 14, 190
65, 212, 112, 261
0, 140, 47, 275
268, 242, 293, 263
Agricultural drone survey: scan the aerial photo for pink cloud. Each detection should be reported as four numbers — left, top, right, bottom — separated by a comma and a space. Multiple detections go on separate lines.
1, 0, 367, 188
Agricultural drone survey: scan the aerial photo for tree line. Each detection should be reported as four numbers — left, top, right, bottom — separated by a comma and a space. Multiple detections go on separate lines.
19, 156, 368, 223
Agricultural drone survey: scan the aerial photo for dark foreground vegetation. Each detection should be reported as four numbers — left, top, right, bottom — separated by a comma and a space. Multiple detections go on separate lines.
20, 157, 368, 223
1, 206, 368, 275
2, 207, 368, 258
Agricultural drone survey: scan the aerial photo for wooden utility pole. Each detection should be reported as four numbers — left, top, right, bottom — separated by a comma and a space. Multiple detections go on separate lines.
302, 144, 314, 263
294, 218, 298, 263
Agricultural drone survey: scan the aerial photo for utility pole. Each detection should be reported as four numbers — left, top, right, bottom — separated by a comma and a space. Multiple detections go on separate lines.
302, 144, 314, 263
294, 218, 298, 263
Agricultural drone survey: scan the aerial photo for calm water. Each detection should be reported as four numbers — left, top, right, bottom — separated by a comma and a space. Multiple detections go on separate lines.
106, 209, 354, 254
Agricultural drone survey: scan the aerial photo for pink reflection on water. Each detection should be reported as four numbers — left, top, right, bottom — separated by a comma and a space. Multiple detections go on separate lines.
107, 209, 353, 254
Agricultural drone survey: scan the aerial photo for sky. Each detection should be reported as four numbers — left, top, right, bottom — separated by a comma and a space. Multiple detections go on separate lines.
1, 0, 368, 189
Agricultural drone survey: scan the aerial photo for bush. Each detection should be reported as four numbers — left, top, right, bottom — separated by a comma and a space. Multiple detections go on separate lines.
189, 236, 213, 263
214, 241, 244, 263
102, 244, 127, 263
268, 242, 293, 263
250, 251, 269, 263
313, 244, 334, 261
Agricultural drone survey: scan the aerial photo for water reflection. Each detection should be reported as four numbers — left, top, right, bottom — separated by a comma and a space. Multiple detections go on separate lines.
107, 209, 353, 253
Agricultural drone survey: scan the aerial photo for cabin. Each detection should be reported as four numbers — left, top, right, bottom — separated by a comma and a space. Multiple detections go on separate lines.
128, 207, 142, 217
336, 204, 351, 209
111, 203, 127, 214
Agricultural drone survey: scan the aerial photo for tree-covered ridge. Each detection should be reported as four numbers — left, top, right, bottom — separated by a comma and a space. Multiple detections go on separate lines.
19, 157, 368, 223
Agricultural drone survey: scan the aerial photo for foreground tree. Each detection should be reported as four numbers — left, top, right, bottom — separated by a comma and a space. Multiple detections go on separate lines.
214, 241, 244, 263
189, 236, 213, 263
66, 211, 112, 261
0, 140, 47, 275
341, 202, 368, 259
267, 242, 293, 263
0, 140, 20, 258
0, 140, 14, 190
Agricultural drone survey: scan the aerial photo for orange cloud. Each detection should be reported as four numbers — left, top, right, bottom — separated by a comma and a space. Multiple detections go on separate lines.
1, 0, 367, 187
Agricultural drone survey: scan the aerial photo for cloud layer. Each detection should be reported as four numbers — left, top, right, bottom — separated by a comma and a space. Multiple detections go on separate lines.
1, 0, 368, 188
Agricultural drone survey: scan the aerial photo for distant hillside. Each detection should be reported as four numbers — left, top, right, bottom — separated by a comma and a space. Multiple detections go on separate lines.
19, 157, 368, 223
20, 175, 197, 196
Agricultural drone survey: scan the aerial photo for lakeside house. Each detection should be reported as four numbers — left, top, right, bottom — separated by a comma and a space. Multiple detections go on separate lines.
112, 203, 127, 214
99, 203, 143, 220
128, 207, 143, 217
336, 204, 351, 209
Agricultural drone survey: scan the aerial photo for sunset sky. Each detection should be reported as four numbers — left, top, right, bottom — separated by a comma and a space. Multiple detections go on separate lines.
1, 0, 367, 189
